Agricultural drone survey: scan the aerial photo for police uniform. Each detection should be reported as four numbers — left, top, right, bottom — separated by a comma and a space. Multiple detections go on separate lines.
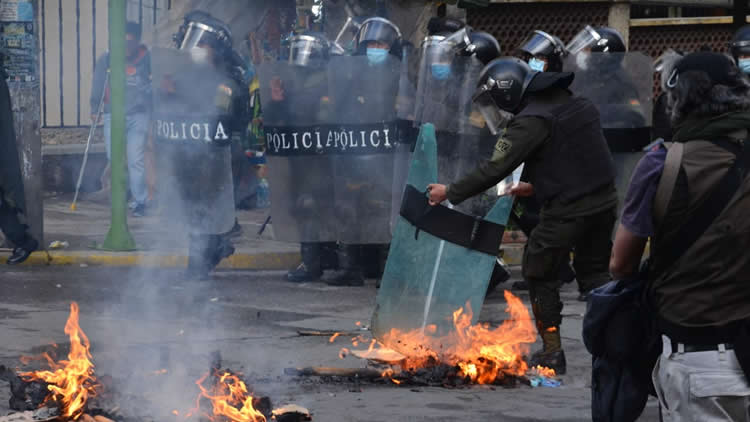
447, 85, 617, 367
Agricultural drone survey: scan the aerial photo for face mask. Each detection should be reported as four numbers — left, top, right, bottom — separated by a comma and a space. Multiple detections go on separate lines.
190, 47, 210, 65
367, 48, 388, 65
528, 57, 546, 72
431, 63, 452, 80
739, 58, 750, 74
575, 52, 589, 71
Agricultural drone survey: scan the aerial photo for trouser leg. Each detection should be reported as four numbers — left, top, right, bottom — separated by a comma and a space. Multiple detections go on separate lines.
573, 208, 616, 294
0, 191, 34, 250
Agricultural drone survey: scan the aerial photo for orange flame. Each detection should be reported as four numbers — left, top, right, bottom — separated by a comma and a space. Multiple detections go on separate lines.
373, 291, 550, 384
191, 372, 266, 422
328, 333, 340, 343
20, 302, 96, 420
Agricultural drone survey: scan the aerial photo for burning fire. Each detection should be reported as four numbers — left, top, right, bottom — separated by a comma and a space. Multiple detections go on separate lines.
189, 372, 266, 422
357, 291, 552, 384
19, 302, 97, 420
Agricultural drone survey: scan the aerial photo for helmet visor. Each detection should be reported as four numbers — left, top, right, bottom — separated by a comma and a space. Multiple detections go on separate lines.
356, 18, 401, 49
518, 31, 557, 57
472, 88, 513, 135
422, 36, 455, 65
334, 17, 362, 50
289, 36, 326, 67
180, 22, 220, 50
441, 27, 473, 53
565, 26, 601, 55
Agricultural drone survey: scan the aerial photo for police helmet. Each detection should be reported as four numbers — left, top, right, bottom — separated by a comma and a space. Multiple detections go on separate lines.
472, 57, 535, 134
462, 31, 502, 65
427, 17, 465, 36
354, 17, 402, 54
174, 11, 233, 55
289, 32, 330, 67
730, 25, 750, 64
517, 30, 566, 72
566, 25, 626, 55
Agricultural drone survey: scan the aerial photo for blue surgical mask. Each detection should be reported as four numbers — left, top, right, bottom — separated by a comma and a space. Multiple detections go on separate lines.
529, 57, 546, 72
431, 63, 452, 80
367, 48, 388, 65
739, 58, 750, 74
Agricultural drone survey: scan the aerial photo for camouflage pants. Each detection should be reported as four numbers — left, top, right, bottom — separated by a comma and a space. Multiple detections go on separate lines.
523, 207, 616, 330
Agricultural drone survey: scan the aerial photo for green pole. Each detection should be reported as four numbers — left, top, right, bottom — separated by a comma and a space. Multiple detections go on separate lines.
102, 0, 136, 251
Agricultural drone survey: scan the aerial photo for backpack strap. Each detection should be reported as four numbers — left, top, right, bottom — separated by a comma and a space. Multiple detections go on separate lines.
653, 142, 684, 227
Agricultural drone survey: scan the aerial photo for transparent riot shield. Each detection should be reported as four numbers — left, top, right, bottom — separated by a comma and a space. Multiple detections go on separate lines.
413, 37, 495, 217
372, 124, 516, 342
151, 47, 236, 235
565, 52, 654, 209
328, 55, 405, 244
258, 61, 337, 243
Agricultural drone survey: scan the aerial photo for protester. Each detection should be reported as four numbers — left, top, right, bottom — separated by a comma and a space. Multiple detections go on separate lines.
0, 69, 38, 265
90, 21, 152, 217
610, 51, 750, 420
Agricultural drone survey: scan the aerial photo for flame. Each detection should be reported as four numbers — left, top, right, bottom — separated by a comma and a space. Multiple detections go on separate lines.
328, 333, 340, 343
369, 291, 552, 384
191, 372, 266, 422
20, 302, 96, 420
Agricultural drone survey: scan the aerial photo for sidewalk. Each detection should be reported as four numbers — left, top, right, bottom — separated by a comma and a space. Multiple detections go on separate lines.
0, 195, 525, 269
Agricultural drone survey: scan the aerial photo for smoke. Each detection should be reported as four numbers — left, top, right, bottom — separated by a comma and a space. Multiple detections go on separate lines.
79, 2, 279, 419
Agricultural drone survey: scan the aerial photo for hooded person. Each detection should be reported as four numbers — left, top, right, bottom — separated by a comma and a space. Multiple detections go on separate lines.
427, 58, 618, 374
0, 69, 38, 264
610, 51, 750, 422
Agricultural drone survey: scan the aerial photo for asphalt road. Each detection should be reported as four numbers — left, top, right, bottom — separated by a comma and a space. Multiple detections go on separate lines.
0, 267, 660, 421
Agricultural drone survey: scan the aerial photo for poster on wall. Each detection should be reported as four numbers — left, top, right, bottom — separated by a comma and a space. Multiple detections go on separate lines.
0, 0, 33, 22
0, 21, 35, 81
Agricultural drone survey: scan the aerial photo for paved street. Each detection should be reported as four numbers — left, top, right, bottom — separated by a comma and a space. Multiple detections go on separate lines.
0, 267, 660, 421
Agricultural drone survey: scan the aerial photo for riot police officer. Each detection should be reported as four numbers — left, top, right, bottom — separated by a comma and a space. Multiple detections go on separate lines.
327, 17, 403, 287
285, 32, 340, 283
730, 24, 750, 75
517, 29, 566, 72
427, 58, 618, 374
157, 11, 246, 279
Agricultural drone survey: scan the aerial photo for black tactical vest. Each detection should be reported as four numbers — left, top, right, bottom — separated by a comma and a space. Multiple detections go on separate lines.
517, 96, 616, 204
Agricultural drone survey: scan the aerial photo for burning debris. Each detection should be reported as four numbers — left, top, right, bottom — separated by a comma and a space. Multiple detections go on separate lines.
18, 303, 96, 420
311, 291, 560, 389
2, 304, 310, 422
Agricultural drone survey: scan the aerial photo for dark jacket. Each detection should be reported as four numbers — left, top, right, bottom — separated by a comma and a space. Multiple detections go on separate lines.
0, 72, 26, 213
648, 111, 750, 342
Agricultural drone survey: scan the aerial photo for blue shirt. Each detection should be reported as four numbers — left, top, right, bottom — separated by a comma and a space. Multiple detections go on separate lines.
620, 146, 667, 238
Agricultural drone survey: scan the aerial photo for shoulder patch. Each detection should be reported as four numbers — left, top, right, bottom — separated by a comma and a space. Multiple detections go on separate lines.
495, 137, 512, 156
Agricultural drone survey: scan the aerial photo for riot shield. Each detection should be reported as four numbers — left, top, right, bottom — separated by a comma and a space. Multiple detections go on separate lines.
564, 52, 654, 209
152, 48, 236, 235
414, 37, 496, 217
328, 55, 405, 243
259, 55, 405, 244
372, 124, 516, 342
258, 61, 338, 242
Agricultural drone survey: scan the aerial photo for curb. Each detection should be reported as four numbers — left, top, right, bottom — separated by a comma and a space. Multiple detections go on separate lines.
3, 244, 527, 269
3, 251, 301, 270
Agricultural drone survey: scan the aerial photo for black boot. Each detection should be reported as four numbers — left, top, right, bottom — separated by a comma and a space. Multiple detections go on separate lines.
529, 328, 566, 375
7, 238, 38, 265
288, 243, 323, 283
327, 244, 364, 286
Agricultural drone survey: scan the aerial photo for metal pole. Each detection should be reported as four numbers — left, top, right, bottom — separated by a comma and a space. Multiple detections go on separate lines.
102, 0, 135, 251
